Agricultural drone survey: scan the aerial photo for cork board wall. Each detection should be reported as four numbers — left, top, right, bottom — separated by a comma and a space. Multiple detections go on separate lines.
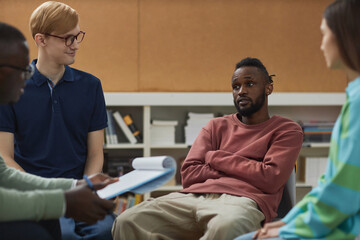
0, 0, 346, 92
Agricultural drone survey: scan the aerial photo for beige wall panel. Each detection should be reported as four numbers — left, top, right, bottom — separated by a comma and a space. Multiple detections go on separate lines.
139, 0, 346, 92
0, 0, 139, 92
0, 0, 347, 92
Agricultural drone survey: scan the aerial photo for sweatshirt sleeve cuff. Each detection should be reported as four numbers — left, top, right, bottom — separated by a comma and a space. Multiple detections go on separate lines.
71, 180, 77, 189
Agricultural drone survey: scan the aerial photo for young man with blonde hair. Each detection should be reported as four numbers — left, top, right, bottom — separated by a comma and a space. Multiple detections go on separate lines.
0, 21, 115, 240
0, 2, 113, 239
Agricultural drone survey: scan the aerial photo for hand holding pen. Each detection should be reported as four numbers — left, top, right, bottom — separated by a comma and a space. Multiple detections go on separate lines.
83, 175, 98, 195
77, 173, 119, 189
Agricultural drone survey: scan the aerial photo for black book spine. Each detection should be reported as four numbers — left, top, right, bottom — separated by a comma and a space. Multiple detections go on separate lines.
123, 114, 142, 142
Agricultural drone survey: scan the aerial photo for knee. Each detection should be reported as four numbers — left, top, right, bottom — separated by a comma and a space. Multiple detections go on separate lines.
112, 209, 142, 240
208, 215, 260, 235
210, 215, 241, 231
112, 207, 140, 235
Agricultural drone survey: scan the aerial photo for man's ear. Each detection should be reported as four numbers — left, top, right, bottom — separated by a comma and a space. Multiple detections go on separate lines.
34, 33, 46, 47
266, 83, 273, 96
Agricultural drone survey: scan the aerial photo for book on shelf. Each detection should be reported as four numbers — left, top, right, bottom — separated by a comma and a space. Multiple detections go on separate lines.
112, 111, 137, 144
105, 109, 119, 144
185, 112, 214, 146
97, 156, 177, 199
305, 157, 328, 187
123, 114, 142, 142
150, 120, 178, 145
299, 120, 335, 143
113, 193, 143, 215
105, 110, 111, 144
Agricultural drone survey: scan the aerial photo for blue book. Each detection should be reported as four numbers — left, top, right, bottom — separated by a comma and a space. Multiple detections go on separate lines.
97, 156, 176, 199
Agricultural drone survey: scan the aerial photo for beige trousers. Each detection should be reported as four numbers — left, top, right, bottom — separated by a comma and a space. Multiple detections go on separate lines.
112, 192, 265, 240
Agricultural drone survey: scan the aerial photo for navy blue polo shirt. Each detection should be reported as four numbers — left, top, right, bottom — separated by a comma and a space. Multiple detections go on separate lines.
0, 60, 108, 179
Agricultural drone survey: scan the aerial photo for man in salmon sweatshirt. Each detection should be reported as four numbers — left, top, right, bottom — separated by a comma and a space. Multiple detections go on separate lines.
112, 57, 304, 240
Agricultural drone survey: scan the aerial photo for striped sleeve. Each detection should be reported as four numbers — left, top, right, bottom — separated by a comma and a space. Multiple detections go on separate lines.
279, 96, 360, 239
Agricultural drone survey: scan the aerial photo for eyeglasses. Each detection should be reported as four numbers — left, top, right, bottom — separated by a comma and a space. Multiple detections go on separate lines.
45, 31, 85, 46
0, 64, 35, 80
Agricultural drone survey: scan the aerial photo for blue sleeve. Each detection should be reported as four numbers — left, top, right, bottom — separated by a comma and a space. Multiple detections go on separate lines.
88, 80, 107, 132
0, 104, 16, 133
279, 95, 360, 239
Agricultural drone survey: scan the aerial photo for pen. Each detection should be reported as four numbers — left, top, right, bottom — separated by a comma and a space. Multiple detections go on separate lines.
83, 175, 97, 195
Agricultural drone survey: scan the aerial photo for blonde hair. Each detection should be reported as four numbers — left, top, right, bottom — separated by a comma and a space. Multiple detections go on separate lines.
29, 1, 79, 38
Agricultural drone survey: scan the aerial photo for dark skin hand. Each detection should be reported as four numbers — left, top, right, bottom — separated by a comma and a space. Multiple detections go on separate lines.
76, 173, 119, 187
65, 173, 119, 224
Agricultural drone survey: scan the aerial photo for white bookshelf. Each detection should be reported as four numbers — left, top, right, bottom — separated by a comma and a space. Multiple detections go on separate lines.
104, 92, 345, 106
104, 92, 344, 200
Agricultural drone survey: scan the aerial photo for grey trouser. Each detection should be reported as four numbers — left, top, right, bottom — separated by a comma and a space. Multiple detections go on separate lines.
112, 192, 265, 240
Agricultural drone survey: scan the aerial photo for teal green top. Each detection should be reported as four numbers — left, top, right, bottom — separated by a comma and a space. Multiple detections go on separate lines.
279, 76, 360, 239
0, 154, 73, 221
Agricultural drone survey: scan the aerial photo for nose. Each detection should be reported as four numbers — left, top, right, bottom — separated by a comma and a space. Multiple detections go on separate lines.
320, 39, 325, 52
238, 85, 247, 95
70, 40, 80, 50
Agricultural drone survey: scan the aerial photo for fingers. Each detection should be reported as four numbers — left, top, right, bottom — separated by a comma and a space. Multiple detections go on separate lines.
97, 198, 116, 213
80, 197, 114, 224
256, 227, 280, 239
252, 229, 260, 239
258, 228, 267, 239
104, 177, 119, 185
87, 204, 109, 223
65, 185, 114, 224
92, 194, 115, 212
252, 228, 267, 239
87, 173, 118, 186
89, 173, 111, 182
93, 182, 107, 190
263, 220, 285, 228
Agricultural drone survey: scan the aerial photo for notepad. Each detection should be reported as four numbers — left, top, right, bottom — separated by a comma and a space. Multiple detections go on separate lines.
97, 156, 177, 199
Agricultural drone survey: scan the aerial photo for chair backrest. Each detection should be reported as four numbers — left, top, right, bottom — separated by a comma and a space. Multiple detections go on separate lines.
276, 169, 296, 219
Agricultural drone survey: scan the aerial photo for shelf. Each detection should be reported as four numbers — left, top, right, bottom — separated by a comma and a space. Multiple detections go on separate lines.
103, 143, 145, 149
296, 182, 313, 188
104, 143, 330, 150
104, 92, 345, 107
150, 144, 189, 149
302, 142, 330, 148
104, 92, 340, 201
153, 185, 183, 191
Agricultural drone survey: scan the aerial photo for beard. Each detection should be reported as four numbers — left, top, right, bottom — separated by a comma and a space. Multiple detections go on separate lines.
234, 92, 266, 117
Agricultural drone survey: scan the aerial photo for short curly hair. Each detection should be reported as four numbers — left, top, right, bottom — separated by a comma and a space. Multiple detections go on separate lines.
235, 57, 273, 84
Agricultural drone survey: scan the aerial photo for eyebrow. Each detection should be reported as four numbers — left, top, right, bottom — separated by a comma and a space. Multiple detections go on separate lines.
62, 31, 81, 37
232, 75, 254, 83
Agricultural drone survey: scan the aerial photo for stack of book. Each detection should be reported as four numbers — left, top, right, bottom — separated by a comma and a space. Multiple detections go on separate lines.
184, 112, 214, 146
150, 120, 178, 145
300, 120, 335, 143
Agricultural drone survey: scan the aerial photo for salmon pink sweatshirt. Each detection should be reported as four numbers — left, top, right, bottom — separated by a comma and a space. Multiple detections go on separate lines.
181, 114, 303, 223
